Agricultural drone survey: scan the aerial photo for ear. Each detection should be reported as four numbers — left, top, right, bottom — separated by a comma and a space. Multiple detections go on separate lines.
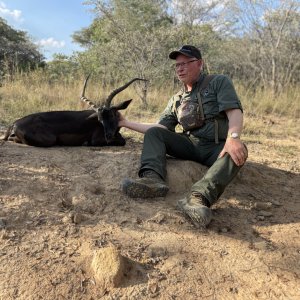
116, 99, 132, 110
199, 59, 204, 71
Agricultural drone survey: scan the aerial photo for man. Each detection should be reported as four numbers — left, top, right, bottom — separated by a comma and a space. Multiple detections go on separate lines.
119, 45, 248, 227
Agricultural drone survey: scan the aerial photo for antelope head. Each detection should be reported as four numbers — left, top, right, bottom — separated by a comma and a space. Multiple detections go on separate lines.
80, 75, 147, 142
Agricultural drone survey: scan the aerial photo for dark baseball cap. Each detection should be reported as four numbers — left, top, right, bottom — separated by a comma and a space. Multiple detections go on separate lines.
169, 45, 202, 60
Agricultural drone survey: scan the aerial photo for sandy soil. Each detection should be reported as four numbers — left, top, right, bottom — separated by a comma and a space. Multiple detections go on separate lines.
0, 121, 299, 300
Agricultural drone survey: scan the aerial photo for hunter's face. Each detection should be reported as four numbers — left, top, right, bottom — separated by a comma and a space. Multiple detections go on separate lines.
175, 54, 202, 86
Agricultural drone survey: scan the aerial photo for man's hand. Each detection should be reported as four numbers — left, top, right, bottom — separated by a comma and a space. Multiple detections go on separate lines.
219, 138, 248, 166
117, 112, 167, 134
118, 112, 127, 128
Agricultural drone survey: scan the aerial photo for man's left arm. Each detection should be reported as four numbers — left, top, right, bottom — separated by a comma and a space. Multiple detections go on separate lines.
219, 108, 248, 166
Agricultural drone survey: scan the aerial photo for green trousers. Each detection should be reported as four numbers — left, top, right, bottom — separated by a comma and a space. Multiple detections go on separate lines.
139, 127, 242, 205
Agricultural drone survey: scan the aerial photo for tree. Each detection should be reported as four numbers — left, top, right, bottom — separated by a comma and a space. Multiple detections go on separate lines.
169, 0, 221, 27
70, 0, 299, 96
73, 0, 174, 107
0, 17, 45, 80
45, 54, 80, 83
229, 0, 300, 92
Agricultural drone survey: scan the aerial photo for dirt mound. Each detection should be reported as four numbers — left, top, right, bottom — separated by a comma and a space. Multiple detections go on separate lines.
0, 138, 299, 299
91, 246, 126, 291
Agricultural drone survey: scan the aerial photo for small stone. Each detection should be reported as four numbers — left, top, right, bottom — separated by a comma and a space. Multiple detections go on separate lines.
68, 211, 84, 224
147, 279, 159, 294
61, 198, 73, 209
147, 212, 166, 224
136, 217, 142, 224
257, 210, 273, 217
257, 216, 265, 221
253, 241, 268, 250
73, 212, 84, 224
229, 287, 238, 294
62, 215, 72, 224
91, 246, 126, 291
253, 202, 272, 210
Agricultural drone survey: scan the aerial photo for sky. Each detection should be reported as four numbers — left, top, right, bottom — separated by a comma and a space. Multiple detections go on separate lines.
0, 0, 94, 60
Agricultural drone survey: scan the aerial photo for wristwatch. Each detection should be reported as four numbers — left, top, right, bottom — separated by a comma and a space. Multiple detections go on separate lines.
228, 132, 240, 139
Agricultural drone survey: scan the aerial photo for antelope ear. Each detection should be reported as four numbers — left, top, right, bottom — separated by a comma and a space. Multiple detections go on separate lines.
116, 99, 132, 110
87, 112, 98, 119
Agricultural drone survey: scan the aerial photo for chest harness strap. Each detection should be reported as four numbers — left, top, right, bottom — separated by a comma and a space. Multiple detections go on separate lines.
195, 75, 219, 144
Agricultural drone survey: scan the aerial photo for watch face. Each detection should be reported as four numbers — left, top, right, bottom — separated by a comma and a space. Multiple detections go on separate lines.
231, 133, 239, 138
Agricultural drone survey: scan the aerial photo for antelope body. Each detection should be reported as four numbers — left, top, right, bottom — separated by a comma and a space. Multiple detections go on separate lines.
4, 77, 145, 147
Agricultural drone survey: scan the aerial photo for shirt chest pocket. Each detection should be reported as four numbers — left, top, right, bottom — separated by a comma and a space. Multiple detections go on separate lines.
201, 92, 219, 116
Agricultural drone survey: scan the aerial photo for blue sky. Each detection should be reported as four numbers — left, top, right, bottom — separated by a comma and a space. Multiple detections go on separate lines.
0, 0, 94, 60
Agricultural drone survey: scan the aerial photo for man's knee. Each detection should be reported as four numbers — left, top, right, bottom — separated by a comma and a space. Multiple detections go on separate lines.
145, 126, 169, 139
146, 126, 166, 135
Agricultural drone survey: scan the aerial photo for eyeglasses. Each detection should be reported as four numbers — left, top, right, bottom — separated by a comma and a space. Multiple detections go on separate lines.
174, 59, 198, 70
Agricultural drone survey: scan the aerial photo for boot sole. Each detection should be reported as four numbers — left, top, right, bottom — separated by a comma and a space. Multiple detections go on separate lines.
122, 178, 169, 198
177, 198, 212, 227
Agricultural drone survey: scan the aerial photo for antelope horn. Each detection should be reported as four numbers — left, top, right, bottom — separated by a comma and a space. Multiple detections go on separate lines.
80, 74, 98, 111
105, 78, 147, 108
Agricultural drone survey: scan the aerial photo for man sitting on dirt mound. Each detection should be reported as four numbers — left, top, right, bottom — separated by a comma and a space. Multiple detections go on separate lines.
118, 45, 248, 227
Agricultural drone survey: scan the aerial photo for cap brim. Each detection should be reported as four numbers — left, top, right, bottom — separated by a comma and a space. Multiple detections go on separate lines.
169, 50, 194, 60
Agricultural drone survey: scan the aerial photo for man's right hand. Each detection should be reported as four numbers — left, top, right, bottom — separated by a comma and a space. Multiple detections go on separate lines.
118, 112, 127, 128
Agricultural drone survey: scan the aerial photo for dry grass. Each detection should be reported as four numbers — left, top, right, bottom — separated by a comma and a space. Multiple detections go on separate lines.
1, 71, 299, 144
237, 84, 300, 118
